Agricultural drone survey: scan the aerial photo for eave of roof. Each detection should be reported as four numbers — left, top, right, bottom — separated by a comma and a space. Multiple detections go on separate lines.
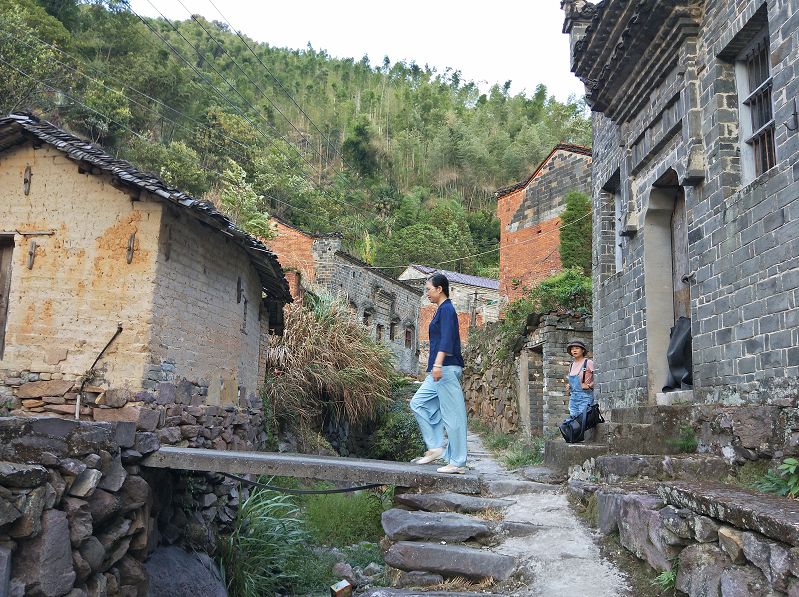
409, 264, 500, 291
495, 143, 592, 199
270, 214, 342, 240
0, 113, 291, 303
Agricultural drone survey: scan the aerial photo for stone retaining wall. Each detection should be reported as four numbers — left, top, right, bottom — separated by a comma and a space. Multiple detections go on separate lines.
0, 371, 267, 452
0, 416, 245, 596
573, 481, 799, 595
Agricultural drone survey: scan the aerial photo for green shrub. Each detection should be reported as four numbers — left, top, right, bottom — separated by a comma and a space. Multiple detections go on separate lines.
559, 190, 592, 275
652, 568, 677, 593
304, 490, 388, 546
218, 485, 307, 597
667, 426, 698, 453
753, 458, 799, 498
369, 400, 426, 462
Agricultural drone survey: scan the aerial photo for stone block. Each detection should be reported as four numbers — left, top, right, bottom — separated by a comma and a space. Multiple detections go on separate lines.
8, 486, 46, 538
16, 381, 74, 399
93, 406, 159, 432
381, 509, 492, 543
156, 383, 176, 405
394, 492, 513, 514
676, 543, 730, 596
719, 564, 772, 597
384, 541, 516, 580
0, 462, 49, 488
99, 389, 130, 408
618, 493, 678, 571
62, 497, 92, 547
742, 531, 791, 591
68, 468, 103, 498
692, 515, 721, 543
395, 570, 444, 588
596, 490, 625, 535
0, 545, 10, 597
11, 509, 76, 596
133, 432, 160, 455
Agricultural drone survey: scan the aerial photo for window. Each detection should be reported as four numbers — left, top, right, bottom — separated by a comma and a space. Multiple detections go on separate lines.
376, 324, 384, 341
613, 188, 624, 272
0, 236, 12, 358
363, 311, 371, 326
404, 327, 414, 349
389, 321, 397, 341
736, 29, 776, 181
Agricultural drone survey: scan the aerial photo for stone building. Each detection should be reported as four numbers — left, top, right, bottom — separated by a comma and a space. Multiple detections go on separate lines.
0, 113, 291, 421
563, 0, 799, 409
495, 144, 592, 302
267, 217, 422, 375
398, 264, 500, 370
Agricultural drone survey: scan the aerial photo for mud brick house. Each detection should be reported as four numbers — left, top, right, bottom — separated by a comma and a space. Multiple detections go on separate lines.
267, 217, 422, 375
495, 144, 592, 302
0, 113, 291, 422
398, 264, 500, 370
563, 0, 799, 414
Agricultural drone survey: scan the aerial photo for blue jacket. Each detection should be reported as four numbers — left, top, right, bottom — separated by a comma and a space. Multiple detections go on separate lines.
427, 299, 465, 371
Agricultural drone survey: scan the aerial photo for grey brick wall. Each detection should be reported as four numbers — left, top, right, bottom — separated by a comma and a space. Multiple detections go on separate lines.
570, 0, 799, 408
326, 253, 421, 375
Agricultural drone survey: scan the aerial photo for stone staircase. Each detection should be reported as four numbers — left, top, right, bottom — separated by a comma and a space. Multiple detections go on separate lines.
363, 432, 631, 596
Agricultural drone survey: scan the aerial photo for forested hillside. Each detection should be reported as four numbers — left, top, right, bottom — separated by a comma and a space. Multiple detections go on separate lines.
1, 0, 591, 276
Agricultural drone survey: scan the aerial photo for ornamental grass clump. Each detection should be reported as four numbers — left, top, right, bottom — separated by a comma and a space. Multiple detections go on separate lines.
262, 289, 395, 436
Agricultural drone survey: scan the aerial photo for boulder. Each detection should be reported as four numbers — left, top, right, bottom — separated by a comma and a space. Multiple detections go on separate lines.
742, 531, 791, 592
676, 543, 730, 596
0, 462, 50, 488
145, 546, 227, 597
62, 497, 93, 546
79, 536, 105, 573
617, 493, 679, 571
718, 527, 745, 563
692, 515, 721, 543
381, 509, 492, 543
11, 509, 76, 596
68, 469, 103, 498
8, 486, 47, 538
117, 475, 150, 513
0, 545, 10, 597
396, 571, 444, 588
719, 565, 772, 597
384, 542, 516, 580
596, 490, 624, 535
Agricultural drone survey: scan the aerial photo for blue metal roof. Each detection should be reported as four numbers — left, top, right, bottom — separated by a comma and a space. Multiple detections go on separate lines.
409, 265, 499, 290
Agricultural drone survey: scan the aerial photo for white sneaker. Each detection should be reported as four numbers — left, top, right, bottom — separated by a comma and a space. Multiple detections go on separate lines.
436, 464, 465, 474
413, 447, 444, 465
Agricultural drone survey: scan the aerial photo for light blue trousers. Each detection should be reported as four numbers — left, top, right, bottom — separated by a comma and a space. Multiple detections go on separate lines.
410, 366, 468, 466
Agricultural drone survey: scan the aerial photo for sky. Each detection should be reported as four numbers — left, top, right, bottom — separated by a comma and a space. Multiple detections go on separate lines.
127, 0, 586, 102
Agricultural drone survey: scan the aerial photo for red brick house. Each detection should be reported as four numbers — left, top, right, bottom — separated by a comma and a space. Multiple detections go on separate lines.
496, 144, 592, 302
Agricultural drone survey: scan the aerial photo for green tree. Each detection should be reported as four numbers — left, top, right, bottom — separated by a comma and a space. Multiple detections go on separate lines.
209, 159, 272, 239
559, 191, 592, 274
126, 137, 209, 197
374, 224, 457, 271
342, 115, 380, 179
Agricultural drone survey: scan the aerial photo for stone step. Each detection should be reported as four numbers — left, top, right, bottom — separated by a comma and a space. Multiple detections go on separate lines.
381, 509, 492, 543
543, 440, 609, 471
520, 465, 567, 484
395, 492, 514, 514
598, 422, 686, 455
607, 405, 693, 426
480, 477, 559, 497
594, 454, 733, 483
384, 541, 517, 581
656, 389, 694, 406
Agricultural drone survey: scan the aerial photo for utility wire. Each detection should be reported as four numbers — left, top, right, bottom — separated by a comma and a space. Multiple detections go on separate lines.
128, 5, 391, 222
219, 472, 383, 495
130, 4, 325, 181
206, 0, 342, 164
0, 29, 329, 224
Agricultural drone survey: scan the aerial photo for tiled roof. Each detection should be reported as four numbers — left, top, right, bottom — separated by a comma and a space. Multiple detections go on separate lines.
0, 113, 291, 303
495, 143, 592, 198
408, 265, 499, 290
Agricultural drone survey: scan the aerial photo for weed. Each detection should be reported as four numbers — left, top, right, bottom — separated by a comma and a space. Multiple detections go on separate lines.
726, 460, 769, 488
651, 568, 677, 593
667, 426, 698, 453
0, 399, 13, 416
430, 576, 495, 592
218, 485, 307, 597
342, 542, 384, 569
369, 400, 426, 462
584, 493, 599, 527
753, 457, 799, 498
501, 437, 545, 469
474, 508, 505, 522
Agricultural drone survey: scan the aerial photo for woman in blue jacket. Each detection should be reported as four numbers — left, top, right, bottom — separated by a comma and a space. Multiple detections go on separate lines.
409, 273, 467, 474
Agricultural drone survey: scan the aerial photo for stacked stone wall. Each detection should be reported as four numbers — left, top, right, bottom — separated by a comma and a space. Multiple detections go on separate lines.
461, 324, 519, 433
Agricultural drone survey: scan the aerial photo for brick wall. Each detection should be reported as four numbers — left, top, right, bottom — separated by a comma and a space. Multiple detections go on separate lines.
265, 219, 318, 300
327, 253, 421, 375
149, 206, 263, 403
567, 0, 799, 408
498, 149, 592, 302
0, 143, 159, 390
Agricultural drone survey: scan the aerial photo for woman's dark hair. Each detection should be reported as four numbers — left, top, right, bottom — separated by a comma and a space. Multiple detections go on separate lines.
429, 273, 450, 297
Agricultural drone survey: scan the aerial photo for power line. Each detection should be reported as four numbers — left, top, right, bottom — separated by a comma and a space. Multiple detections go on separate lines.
129, 4, 325, 182
0, 28, 329, 225
129, 5, 389, 223
205, 0, 342, 165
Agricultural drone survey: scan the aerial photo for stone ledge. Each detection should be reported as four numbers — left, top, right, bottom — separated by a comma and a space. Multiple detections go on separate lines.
658, 482, 799, 547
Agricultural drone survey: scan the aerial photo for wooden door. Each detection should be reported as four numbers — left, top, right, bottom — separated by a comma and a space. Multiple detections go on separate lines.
0, 236, 13, 358
671, 188, 690, 320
